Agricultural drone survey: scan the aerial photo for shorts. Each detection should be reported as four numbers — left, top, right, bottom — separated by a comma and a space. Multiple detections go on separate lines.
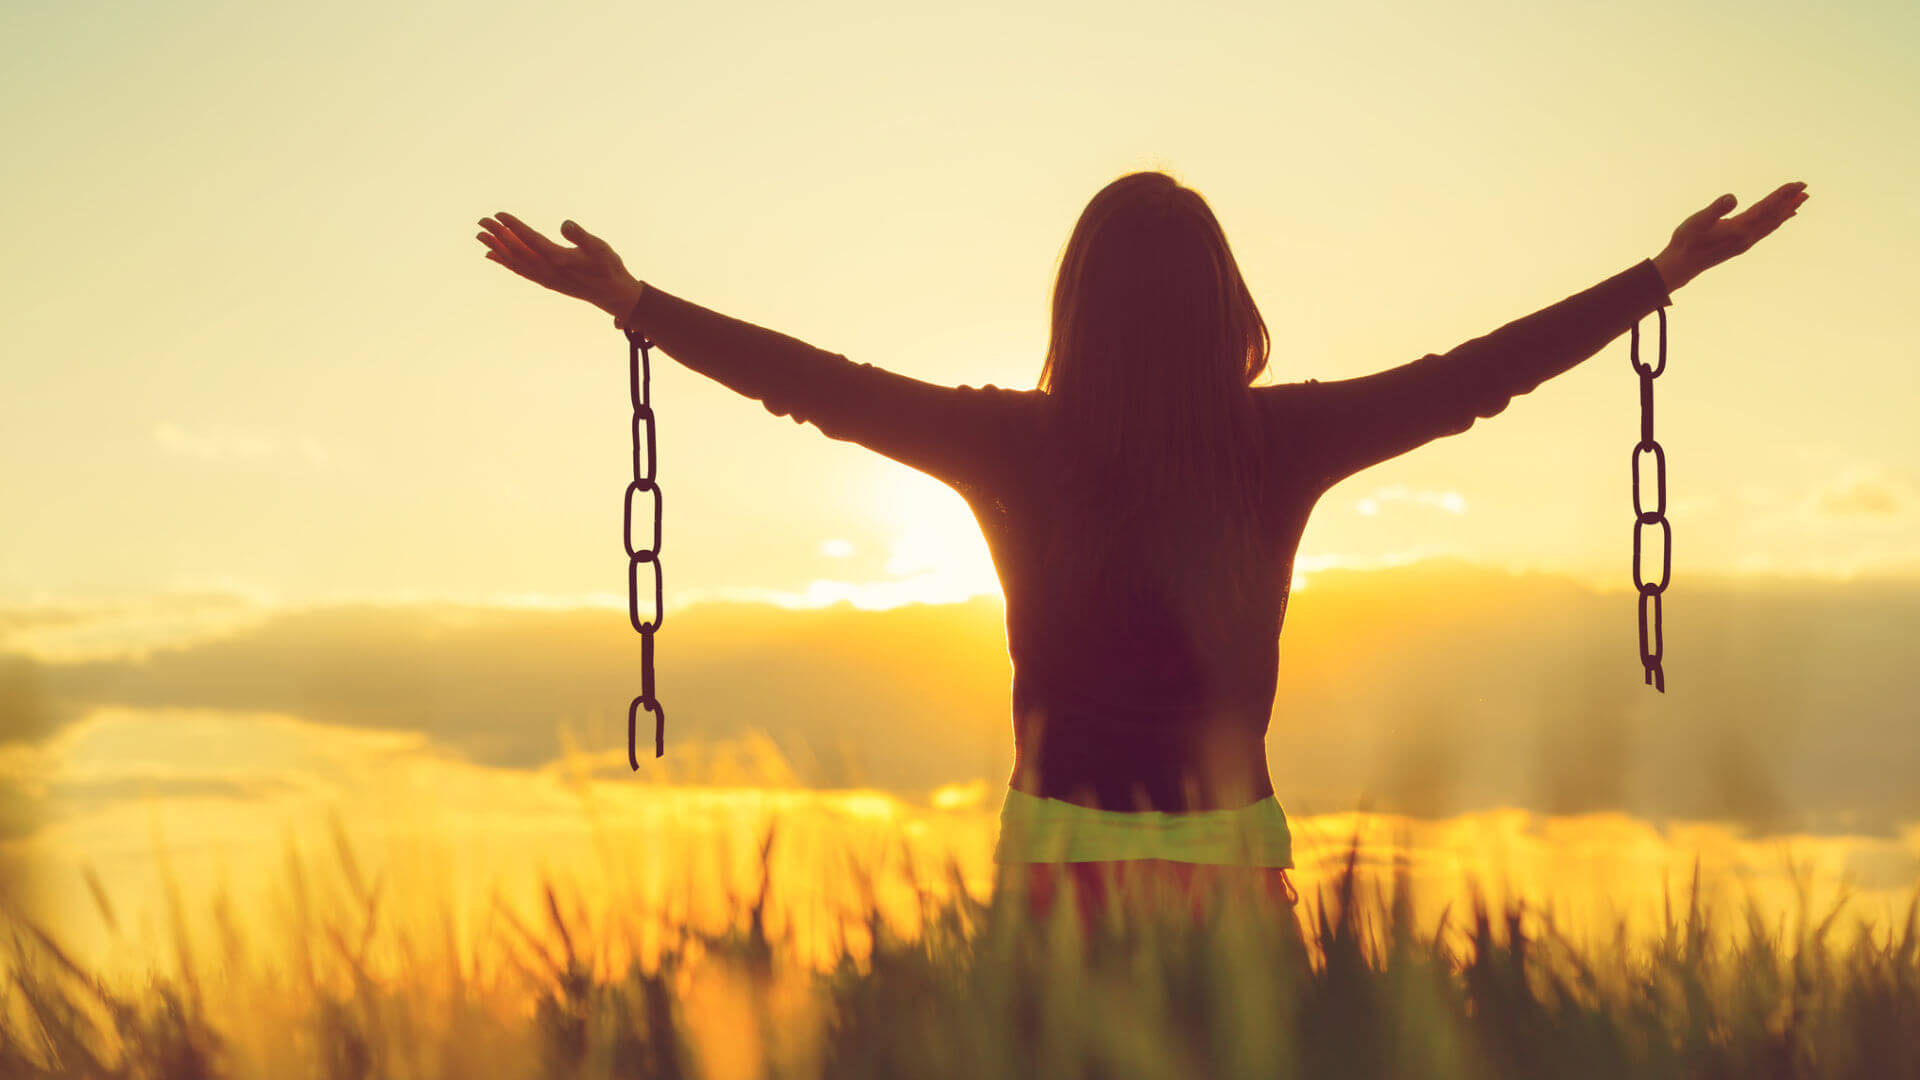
994, 786, 1295, 867
992, 787, 1303, 939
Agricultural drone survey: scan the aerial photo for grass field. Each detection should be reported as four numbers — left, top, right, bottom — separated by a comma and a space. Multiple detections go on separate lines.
4, 790, 1918, 1080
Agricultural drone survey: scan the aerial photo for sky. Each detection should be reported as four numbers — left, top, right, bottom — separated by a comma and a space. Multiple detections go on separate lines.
3, 0, 1920, 963
1, 0, 1916, 616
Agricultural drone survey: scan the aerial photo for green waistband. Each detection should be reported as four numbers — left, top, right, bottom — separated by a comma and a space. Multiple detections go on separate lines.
993, 787, 1294, 868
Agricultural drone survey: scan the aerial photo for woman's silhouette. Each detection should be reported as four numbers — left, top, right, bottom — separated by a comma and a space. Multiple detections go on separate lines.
477, 171, 1807, 939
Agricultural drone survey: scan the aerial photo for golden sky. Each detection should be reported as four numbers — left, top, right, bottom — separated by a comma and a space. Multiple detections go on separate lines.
2, 0, 1915, 615
4, 1, 1920, 973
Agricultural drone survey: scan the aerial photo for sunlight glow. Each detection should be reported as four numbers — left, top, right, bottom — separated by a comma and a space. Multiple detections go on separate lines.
931, 778, 990, 811
875, 474, 994, 581
1354, 486, 1468, 517
1290, 549, 1445, 591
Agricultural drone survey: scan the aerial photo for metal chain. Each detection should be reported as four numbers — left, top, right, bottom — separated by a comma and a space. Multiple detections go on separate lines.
1629, 307, 1669, 693
625, 328, 666, 764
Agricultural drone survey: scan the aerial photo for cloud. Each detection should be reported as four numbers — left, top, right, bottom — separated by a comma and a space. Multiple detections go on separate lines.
1734, 458, 1917, 532
1813, 465, 1916, 520
152, 422, 333, 469
0, 589, 277, 665
153, 422, 275, 460
1354, 485, 1468, 517
13, 596, 1019, 794
7, 563, 1920, 838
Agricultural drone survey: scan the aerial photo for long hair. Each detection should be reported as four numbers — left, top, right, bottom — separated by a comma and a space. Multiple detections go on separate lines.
1036, 171, 1276, 672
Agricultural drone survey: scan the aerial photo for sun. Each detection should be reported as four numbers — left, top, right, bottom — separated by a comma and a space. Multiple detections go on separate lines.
861, 468, 1002, 606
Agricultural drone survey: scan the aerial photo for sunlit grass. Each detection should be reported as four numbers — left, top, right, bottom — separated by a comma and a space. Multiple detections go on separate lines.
4, 789, 1919, 1079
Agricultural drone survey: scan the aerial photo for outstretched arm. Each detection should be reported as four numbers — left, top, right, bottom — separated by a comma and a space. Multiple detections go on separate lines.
1288, 182, 1808, 493
1289, 257, 1673, 492
615, 279, 1019, 492
477, 212, 1020, 494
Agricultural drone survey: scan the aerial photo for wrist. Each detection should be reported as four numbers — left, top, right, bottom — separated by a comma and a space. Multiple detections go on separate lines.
1651, 250, 1691, 294
603, 277, 647, 328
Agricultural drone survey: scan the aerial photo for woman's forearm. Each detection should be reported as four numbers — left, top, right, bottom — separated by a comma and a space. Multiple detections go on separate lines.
1446, 258, 1675, 409
607, 278, 867, 426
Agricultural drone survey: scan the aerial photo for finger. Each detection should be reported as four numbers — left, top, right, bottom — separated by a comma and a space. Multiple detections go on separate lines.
560, 219, 604, 253
477, 232, 508, 264
1755, 183, 1809, 222
479, 216, 544, 269
1726, 204, 1797, 254
495, 211, 567, 259
1759, 201, 1802, 237
482, 216, 551, 269
476, 231, 522, 269
478, 233, 544, 283
482, 246, 534, 281
480, 219, 547, 273
1741, 190, 1806, 237
1736, 184, 1797, 224
1686, 193, 1737, 229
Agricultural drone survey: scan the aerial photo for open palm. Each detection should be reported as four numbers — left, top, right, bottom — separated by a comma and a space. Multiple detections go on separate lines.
477, 211, 635, 312
1660, 182, 1808, 289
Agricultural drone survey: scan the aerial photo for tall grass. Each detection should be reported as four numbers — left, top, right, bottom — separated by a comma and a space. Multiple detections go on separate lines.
4, 814, 1918, 1079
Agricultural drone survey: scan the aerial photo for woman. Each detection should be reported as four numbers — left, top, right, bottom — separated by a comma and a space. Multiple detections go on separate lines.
477, 171, 1808, 940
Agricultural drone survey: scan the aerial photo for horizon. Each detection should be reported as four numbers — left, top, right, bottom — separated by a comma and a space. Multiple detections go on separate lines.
7, 556, 1917, 836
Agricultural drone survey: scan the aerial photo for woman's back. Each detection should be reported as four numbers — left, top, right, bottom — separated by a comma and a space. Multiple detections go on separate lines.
965, 385, 1313, 813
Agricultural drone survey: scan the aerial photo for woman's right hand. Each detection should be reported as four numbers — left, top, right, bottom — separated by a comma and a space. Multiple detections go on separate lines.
478, 212, 644, 323
1653, 181, 1809, 292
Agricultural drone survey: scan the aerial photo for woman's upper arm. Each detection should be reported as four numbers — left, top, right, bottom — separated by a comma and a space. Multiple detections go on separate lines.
764, 356, 1025, 495
625, 281, 1023, 493
1284, 354, 1500, 493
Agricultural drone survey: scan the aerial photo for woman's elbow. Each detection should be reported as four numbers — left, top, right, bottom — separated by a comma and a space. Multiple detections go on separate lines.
1433, 397, 1508, 439
1470, 393, 1515, 425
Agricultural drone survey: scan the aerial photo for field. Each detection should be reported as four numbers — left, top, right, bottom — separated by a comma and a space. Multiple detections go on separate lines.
4, 779, 1919, 1080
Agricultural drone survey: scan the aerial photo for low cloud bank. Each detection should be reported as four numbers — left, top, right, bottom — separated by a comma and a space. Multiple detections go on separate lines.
3, 559, 1916, 843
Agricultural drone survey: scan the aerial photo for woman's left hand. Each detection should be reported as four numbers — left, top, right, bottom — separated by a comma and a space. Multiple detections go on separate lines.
477, 212, 643, 322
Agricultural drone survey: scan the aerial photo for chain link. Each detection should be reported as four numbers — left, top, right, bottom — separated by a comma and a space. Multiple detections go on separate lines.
625, 329, 666, 764
1629, 307, 1669, 693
